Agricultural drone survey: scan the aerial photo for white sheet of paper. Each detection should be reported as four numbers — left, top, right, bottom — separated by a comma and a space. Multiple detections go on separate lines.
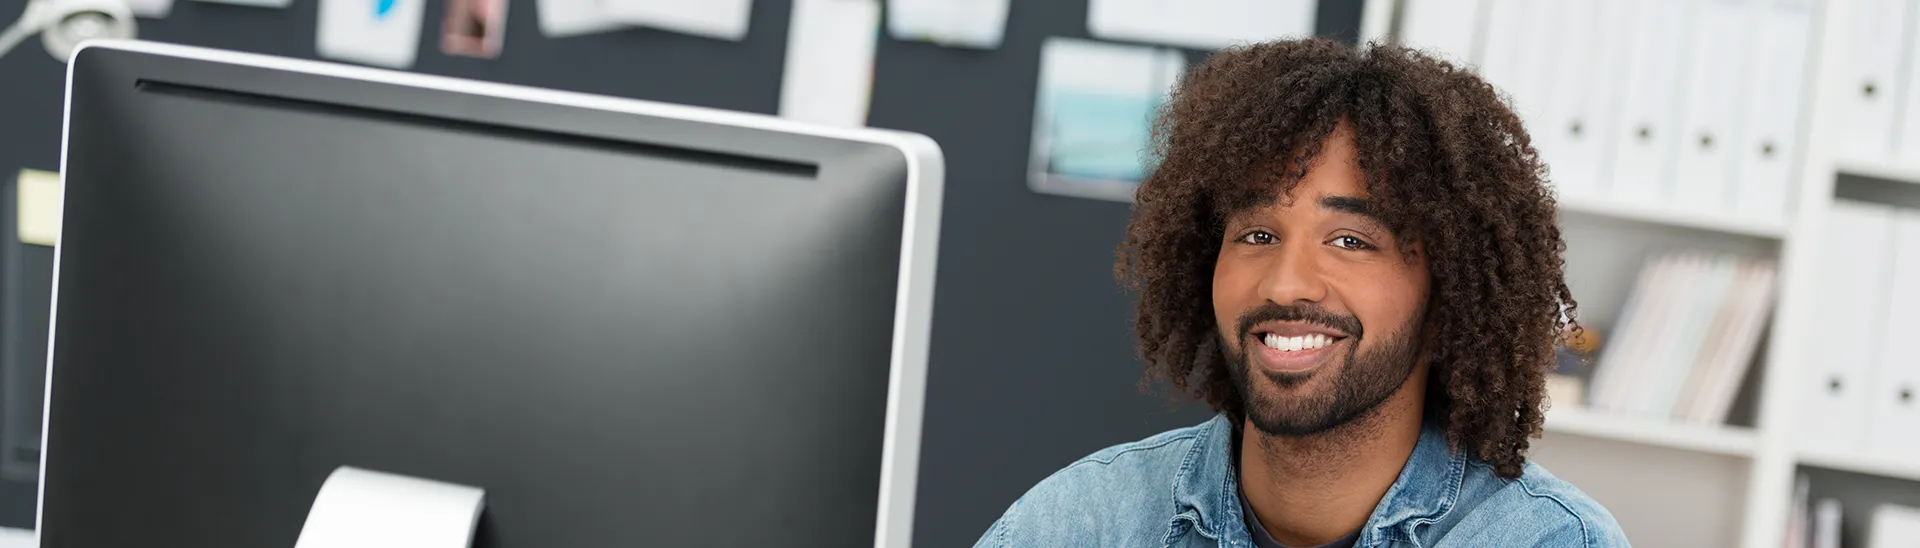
190, 0, 293, 8
537, 0, 623, 36
600, 0, 752, 41
317, 0, 428, 68
0, 528, 29, 548
1088, 0, 1314, 50
125, 0, 176, 18
886, 0, 1009, 49
16, 169, 60, 248
778, 0, 879, 127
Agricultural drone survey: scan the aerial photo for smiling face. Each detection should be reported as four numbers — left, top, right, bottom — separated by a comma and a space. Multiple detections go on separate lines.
1212, 125, 1432, 437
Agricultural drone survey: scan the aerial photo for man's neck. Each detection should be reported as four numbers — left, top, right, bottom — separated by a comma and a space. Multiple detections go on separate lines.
1236, 378, 1426, 547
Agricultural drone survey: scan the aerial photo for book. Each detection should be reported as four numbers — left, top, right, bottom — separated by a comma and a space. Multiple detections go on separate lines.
1587, 251, 1777, 421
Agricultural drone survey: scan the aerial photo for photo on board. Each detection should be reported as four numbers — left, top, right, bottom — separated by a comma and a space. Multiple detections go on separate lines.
443, 0, 507, 59
1028, 37, 1185, 202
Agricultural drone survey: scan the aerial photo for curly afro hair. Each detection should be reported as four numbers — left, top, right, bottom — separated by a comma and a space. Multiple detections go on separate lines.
1116, 38, 1576, 479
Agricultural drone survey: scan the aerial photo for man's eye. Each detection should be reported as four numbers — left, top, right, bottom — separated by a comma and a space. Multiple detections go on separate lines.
1331, 235, 1373, 250
1239, 231, 1276, 245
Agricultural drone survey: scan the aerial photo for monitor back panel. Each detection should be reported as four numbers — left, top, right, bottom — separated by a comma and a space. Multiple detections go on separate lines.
45, 46, 912, 547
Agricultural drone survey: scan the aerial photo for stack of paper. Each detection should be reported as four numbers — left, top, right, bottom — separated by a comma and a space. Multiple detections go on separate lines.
1585, 250, 1778, 423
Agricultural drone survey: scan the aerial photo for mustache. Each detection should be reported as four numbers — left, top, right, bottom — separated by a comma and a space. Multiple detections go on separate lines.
1236, 302, 1364, 340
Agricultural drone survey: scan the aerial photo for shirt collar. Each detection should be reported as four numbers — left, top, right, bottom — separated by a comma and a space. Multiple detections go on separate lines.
1170, 415, 1466, 546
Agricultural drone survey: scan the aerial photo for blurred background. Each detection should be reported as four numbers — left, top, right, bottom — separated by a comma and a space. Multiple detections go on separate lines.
3, 0, 1920, 547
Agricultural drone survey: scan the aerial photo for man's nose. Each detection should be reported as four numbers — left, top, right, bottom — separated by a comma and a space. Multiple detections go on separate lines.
1257, 238, 1328, 305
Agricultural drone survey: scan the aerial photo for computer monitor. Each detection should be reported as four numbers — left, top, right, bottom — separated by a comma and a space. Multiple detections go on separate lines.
40, 40, 942, 547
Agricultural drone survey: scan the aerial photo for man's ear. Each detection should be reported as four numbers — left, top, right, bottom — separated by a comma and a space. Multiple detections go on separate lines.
1415, 294, 1441, 359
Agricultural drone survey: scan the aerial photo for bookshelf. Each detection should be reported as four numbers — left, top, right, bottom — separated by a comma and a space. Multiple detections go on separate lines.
1797, 449, 1920, 484
1834, 157, 1920, 187
1381, 0, 1920, 546
1556, 194, 1790, 239
1543, 405, 1759, 458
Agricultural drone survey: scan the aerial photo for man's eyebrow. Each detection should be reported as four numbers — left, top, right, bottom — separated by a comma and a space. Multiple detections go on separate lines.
1319, 195, 1386, 227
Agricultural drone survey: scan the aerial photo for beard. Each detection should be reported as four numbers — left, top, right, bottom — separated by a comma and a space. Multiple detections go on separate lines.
1223, 302, 1423, 438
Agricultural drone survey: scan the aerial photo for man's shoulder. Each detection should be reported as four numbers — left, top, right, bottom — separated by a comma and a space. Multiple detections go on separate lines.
1431, 459, 1629, 547
974, 420, 1219, 547
1009, 421, 1205, 512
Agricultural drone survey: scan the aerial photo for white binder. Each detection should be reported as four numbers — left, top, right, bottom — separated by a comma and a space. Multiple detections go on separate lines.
1867, 210, 1920, 461
1399, 0, 1485, 67
1508, 0, 1558, 131
1476, 0, 1524, 91
1604, 0, 1690, 206
1840, 0, 1911, 158
1672, 0, 1751, 213
1801, 201, 1896, 453
1895, 4, 1920, 162
1478, 0, 1557, 131
1732, 0, 1813, 221
1537, 0, 1621, 199
1868, 504, 1920, 548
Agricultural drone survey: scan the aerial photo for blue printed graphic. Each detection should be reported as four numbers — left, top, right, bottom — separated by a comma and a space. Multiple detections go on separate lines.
373, 0, 396, 19
1043, 91, 1166, 182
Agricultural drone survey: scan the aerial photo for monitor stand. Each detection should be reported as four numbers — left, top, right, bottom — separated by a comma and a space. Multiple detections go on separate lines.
293, 466, 486, 548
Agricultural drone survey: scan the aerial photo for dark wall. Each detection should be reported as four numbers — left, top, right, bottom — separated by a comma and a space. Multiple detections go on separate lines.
0, 0, 1364, 544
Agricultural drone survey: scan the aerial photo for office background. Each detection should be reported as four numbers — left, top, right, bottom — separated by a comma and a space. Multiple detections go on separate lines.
8, 0, 1920, 546
0, 1, 1361, 546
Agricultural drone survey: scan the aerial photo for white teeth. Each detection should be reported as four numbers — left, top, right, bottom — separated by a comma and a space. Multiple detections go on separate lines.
1264, 333, 1336, 352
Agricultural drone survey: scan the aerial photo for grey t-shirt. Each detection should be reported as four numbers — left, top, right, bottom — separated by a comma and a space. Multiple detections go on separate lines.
1241, 492, 1360, 548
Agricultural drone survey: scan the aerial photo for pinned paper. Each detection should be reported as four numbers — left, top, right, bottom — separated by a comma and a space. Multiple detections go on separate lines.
191, 0, 293, 9
16, 169, 60, 248
600, 0, 753, 41
886, 0, 1009, 49
1027, 38, 1184, 202
125, 0, 177, 18
1088, 0, 1315, 50
441, 0, 506, 58
316, 0, 429, 68
777, 0, 879, 127
535, 0, 623, 37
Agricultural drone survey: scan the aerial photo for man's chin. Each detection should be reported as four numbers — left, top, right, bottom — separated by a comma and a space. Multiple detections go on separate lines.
1240, 373, 1354, 437
1244, 405, 1347, 438
1261, 368, 1320, 389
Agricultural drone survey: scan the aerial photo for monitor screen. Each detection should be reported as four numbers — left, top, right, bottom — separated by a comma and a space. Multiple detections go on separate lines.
42, 41, 940, 548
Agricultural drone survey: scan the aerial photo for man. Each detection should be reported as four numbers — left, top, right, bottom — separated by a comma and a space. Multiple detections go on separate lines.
975, 39, 1628, 547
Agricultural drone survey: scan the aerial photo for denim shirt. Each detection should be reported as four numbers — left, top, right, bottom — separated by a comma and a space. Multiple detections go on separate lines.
975, 415, 1629, 548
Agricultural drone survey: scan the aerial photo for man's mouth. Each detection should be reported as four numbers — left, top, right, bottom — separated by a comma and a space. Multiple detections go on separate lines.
1244, 319, 1354, 376
1261, 332, 1340, 352
1250, 321, 1352, 352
